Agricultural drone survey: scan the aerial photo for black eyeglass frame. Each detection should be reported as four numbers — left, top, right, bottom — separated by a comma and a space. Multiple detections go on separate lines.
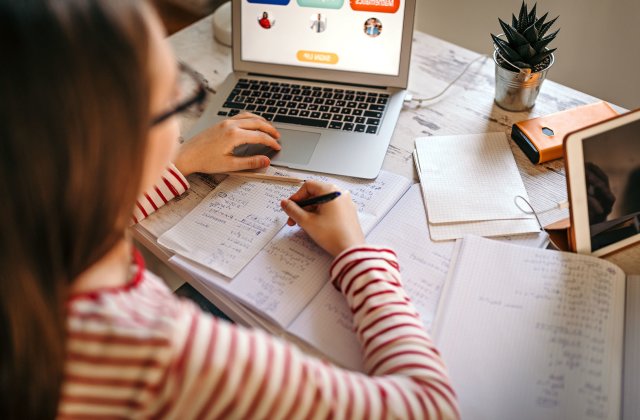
150, 62, 207, 126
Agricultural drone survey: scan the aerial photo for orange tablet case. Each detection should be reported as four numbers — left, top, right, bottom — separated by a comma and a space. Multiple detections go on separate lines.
511, 101, 618, 164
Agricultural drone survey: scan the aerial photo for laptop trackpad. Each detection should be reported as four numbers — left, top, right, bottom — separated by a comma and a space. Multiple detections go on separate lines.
233, 129, 319, 165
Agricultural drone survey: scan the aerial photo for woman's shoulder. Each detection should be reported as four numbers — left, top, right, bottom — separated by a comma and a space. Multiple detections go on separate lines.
66, 269, 203, 345
60, 270, 216, 417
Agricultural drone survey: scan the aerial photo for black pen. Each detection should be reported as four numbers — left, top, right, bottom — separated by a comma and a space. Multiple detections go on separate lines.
295, 191, 341, 208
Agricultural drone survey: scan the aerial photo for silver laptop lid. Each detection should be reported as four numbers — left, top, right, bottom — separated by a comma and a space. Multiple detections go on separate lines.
231, 0, 415, 88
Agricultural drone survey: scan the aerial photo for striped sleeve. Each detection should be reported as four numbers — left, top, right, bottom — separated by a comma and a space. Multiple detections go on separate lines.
132, 163, 189, 223
156, 245, 459, 419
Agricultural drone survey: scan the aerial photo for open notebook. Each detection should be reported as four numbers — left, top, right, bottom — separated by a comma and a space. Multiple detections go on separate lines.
162, 168, 413, 330
433, 235, 640, 420
164, 182, 548, 370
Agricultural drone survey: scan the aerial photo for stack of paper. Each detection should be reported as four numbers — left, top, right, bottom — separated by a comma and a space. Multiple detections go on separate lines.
158, 171, 300, 278
140, 166, 549, 370
414, 133, 540, 241
162, 184, 548, 370
157, 168, 414, 326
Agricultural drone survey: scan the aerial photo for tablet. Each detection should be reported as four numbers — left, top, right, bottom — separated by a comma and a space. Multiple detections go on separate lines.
565, 108, 640, 256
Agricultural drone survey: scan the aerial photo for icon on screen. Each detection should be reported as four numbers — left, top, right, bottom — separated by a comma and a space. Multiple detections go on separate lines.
364, 17, 382, 37
257, 11, 276, 29
297, 0, 344, 9
309, 13, 327, 33
350, 0, 399, 13
248, 0, 290, 5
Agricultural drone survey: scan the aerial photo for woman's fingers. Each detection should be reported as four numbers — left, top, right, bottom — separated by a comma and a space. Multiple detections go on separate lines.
226, 155, 272, 171
280, 199, 310, 226
230, 111, 266, 121
288, 180, 338, 202
232, 128, 282, 151
230, 114, 281, 140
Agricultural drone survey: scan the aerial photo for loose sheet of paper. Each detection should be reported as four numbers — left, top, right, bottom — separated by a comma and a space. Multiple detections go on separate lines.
415, 133, 533, 223
169, 170, 412, 328
289, 184, 456, 370
414, 149, 539, 240
434, 236, 626, 420
158, 168, 299, 278
427, 217, 540, 241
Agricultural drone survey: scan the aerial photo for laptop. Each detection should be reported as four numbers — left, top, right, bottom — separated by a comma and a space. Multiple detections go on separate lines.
188, 0, 416, 179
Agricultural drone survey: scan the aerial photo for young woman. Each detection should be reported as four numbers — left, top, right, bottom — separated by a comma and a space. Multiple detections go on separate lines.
0, 1, 458, 418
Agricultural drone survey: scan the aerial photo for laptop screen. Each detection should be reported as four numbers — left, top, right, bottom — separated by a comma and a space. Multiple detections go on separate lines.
240, 0, 406, 76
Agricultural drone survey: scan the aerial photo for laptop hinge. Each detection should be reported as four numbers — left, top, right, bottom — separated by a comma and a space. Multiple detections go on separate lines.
246, 72, 386, 90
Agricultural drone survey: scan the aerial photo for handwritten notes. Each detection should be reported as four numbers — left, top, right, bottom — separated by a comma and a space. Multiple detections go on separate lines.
289, 185, 456, 370
158, 169, 299, 278
223, 170, 412, 326
166, 169, 412, 327
433, 236, 626, 420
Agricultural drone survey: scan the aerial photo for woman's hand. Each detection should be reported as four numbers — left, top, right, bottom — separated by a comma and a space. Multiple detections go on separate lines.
281, 181, 365, 257
174, 112, 281, 176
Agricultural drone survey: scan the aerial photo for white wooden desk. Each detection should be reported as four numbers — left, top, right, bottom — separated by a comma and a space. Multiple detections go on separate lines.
133, 15, 639, 327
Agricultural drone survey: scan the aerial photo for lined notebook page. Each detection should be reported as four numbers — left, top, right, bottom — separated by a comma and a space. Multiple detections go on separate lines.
416, 133, 533, 223
289, 185, 456, 370
434, 236, 626, 420
623, 275, 640, 420
170, 170, 412, 328
158, 168, 299, 278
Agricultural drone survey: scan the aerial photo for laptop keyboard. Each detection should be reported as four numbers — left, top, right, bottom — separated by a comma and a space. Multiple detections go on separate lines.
217, 79, 389, 134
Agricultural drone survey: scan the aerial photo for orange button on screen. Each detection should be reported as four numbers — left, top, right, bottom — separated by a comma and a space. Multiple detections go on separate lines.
296, 50, 339, 65
350, 0, 399, 13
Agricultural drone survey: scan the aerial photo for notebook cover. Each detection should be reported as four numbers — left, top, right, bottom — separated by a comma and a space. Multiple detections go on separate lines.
511, 101, 618, 164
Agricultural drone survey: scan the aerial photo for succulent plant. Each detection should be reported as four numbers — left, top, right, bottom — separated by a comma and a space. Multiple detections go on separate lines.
491, 2, 559, 71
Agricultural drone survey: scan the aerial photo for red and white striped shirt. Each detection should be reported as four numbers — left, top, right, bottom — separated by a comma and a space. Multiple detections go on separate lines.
59, 167, 458, 419
131, 163, 190, 224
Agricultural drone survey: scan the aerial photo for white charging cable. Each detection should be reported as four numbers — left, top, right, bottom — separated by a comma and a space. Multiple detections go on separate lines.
404, 54, 489, 104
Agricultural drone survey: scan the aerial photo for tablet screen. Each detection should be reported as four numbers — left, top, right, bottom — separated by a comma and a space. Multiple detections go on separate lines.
583, 118, 640, 251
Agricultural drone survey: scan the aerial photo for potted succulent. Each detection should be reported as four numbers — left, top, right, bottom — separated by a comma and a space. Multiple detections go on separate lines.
491, 2, 559, 111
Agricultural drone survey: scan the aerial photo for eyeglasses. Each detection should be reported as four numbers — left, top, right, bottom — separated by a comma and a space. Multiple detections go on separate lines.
151, 62, 207, 126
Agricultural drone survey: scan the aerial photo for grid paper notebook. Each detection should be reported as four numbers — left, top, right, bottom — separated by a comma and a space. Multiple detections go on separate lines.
416, 132, 534, 223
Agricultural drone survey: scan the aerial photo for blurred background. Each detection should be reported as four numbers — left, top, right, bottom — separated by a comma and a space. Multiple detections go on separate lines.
154, 0, 640, 110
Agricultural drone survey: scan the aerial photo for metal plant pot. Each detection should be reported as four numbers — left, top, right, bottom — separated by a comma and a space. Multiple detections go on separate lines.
493, 49, 554, 112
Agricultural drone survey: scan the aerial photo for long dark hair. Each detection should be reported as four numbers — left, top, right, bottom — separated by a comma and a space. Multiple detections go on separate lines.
0, 0, 153, 417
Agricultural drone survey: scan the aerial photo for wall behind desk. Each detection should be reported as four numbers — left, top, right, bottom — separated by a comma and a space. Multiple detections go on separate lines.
414, 0, 640, 110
